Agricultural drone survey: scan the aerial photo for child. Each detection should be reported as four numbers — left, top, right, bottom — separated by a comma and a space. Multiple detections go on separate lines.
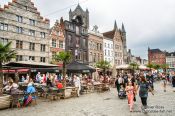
118, 85, 126, 99
125, 82, 134, 112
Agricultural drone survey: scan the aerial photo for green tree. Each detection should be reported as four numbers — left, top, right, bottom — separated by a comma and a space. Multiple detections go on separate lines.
129, 62, 139, 74
0, 42, 16, 95
153, 64, 160, 70
147, 63, 153, 69
160, 64, 169, 72
96, 60, 111, 76
54, 51, 71, 88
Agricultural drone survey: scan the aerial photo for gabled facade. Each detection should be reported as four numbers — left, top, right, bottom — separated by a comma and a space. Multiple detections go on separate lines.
103, 21, 127, 67
88, 25, 103, 66
0, 0, 50, 63
49, 18, 65, 62
64, 5, 89, 64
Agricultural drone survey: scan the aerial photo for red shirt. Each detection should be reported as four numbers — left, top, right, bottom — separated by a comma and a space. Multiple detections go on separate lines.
57, 82, 63, 89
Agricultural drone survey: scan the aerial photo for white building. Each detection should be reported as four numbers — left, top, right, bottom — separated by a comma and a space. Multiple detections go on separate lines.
103, 37, 114, 66
166, 52, 175, 69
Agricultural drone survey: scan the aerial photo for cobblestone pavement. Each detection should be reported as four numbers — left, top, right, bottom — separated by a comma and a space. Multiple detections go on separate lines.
0, 81, 175, 116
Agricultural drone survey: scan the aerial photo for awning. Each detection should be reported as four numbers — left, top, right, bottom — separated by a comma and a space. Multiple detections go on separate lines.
4, 61, 58, 68
67, 61, 95, 73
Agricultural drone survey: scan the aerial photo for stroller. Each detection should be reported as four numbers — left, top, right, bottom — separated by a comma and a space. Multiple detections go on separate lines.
118, 87, 126, 99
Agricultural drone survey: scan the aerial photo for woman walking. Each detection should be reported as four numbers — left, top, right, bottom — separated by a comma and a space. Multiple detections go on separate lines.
162, 73, 167, 92
138, 76, 154, 112
125, 82, 135, 112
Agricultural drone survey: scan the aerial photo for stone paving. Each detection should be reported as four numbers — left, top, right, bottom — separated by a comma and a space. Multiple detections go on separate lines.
0, 81, 175, 116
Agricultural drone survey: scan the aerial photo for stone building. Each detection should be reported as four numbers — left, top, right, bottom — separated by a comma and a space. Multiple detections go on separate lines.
0, 0, 50, 63
148, 48, 166, 65
88, 25, 103, 66
103, 21, 127, 67
49, 18, 65, 62
63, 5, 89, 64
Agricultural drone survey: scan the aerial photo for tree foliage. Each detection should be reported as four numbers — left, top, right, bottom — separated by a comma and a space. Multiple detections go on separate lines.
0, 42, 16, 95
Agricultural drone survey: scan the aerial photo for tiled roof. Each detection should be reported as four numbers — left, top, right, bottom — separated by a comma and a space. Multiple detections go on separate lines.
103, 30, 115, 39
149, 49, 163, 53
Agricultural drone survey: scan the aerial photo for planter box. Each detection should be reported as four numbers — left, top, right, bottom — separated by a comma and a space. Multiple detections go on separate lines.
0, 94, 11, 109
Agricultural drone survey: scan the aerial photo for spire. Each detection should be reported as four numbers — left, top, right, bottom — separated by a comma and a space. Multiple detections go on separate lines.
122, 23, 126, 33
114, 20, 118, 31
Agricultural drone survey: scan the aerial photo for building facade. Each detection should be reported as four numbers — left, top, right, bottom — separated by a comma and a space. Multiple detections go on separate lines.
148, 48, 166, 65
64, 5, 89, 64
88, 25, 103, 66
103, 37, 114, 66
103, 21, 127, 66
166, 52, 175, 69
49, 18, 65, 62
0, 0, 50, 63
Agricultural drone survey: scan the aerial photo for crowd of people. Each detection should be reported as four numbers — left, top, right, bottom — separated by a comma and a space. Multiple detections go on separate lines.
114, 70, 175, 112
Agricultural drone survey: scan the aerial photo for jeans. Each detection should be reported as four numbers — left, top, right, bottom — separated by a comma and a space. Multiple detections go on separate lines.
140, 97, 147, 108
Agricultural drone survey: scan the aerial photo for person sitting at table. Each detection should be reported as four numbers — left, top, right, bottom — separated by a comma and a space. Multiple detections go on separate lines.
56, 81, 63, 92
9, 79, 19, 95
21, 76, 25, 82
46, 75, 53, 87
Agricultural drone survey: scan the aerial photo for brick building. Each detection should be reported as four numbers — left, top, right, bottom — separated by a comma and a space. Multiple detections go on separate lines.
88, 25, 103, 66
148, 48, 166, 65
50, 18, 65, 62
0, 0, 50, 63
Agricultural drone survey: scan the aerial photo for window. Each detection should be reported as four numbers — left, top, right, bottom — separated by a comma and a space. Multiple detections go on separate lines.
29, 42, 35, 51
40, 44, 46, 52
84, 51, 87, 62
29, 30, 35, 36
108, 44, 110, 48
16, 27, 23, 33
16, 40, 23, 49
76, 26, 80, 35
40, 57, 46, 62
29, 56, 35, 61
76, 37, 80, 45
52, 52, 56, 60
0, 23, 8, 31
16, 55, 23, 61
29, 19, 35, 26
68, 35, 72, 46
100, 44, 102, 50
16, 15, 23, 23
0, 38, 8, 45
40, 32, 45, 38
52, 39, 56, 48
82, 38, 86, 47
105, 50, 106, 56
108, 50, 110, 56
59, 40, 63, 48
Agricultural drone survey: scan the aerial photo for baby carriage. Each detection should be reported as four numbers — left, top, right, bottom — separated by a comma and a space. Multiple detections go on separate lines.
118, 88, 126, 99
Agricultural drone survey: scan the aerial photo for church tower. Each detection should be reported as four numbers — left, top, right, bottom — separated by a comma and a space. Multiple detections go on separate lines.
121, 23, 128, 64
69, 4, 89, 30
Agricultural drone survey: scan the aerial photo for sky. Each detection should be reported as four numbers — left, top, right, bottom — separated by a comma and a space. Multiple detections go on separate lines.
1, 0, 175, 59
